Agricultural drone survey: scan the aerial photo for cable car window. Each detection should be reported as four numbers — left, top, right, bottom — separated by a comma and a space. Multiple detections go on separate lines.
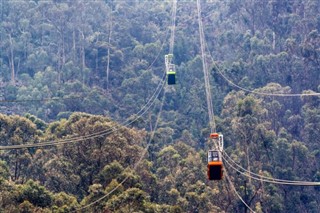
208, 150, 219, 162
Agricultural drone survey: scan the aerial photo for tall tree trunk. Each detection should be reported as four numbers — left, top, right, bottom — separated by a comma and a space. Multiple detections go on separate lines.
9, 34, 15, 85
106, 19, 112, 90
62, 33, 66, 66
72, 27, 76, 63
246, 142, 252, 185
57, 48, 61, 84
272, 31, 276, 51
81, 30, 86, 84
14, 152, 19, 181
95, 36, 99, 73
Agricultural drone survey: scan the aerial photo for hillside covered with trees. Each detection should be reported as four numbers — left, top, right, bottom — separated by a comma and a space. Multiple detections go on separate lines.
0, 0, 319, 212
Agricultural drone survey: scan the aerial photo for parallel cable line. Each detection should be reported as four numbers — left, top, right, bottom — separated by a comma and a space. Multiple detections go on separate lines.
0, 95, 84, 103
197, 0, 255, 211
74, 1, 177, 210
0, 8, 172, 150
0, 19, 170, 105
197, 0, 320, 211
215, 63, 320, 97
222, 151, 320, 186
196, 0, 216, 133
200, 10, 320, 186
75, 80, 167, 212
204, 43, 320, 97
224, 169, 257, 213
169, 0, 177, 55
0, 77, 166, 150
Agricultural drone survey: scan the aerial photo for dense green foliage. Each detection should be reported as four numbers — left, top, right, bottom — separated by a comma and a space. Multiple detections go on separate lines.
0, 0, 319, 212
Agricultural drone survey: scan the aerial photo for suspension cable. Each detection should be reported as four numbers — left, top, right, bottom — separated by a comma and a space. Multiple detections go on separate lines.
204, 41, 320, 97
215, 63, 320, 97
75, 84, 167, 212
199, 7, 320, 186
0, 77, 166, 150
169, 0, 177, 55
196, 0, 216, 133
75, 1, 179, 209
197, 0, 255, 211
224, 169, 257, 213
0, 14, 172, 150
222, 151, 320, 186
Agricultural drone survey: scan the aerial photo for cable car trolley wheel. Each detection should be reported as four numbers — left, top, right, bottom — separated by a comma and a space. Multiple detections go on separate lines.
210, 133, 219, 139
210, 133, 224, 152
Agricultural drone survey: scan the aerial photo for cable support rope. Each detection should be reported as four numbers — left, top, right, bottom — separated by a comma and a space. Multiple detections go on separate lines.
224, 168, 257, 213
0, 30, 170, 149
0, 70, 165, 150
197, 0, 253, 211
0, 22, 171, 105
196, 0, 216, 133
210, 139, 256, 212
0, 95, 84, 103
216, 63, 320, 97
0, 77, 166, 150
197, 6, 320, 186
198, 22, 320, 97
74, 70, 168, 212
196, 0, 319, 210
169, 0, 177, 55
75, 1, 177, 210
222, 150, 320, 186
106, 9, 112, 90
223, 153, 320, 186
0, 10, 173, 150
204, 43, 320, 97
105, 22, 170, 120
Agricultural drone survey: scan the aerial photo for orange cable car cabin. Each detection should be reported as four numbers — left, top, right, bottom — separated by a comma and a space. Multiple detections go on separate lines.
207, 150, 223, 180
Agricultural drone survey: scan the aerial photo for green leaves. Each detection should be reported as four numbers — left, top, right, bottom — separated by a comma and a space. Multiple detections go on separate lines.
18, 180, 53, 208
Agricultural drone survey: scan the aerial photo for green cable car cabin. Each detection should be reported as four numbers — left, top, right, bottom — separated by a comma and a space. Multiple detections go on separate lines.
165, 54, 176, 85
207, 150, 223, 180
167, 65, 176, 85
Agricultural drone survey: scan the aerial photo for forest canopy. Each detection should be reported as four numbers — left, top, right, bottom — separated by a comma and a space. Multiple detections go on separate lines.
0, 0, 319, 212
